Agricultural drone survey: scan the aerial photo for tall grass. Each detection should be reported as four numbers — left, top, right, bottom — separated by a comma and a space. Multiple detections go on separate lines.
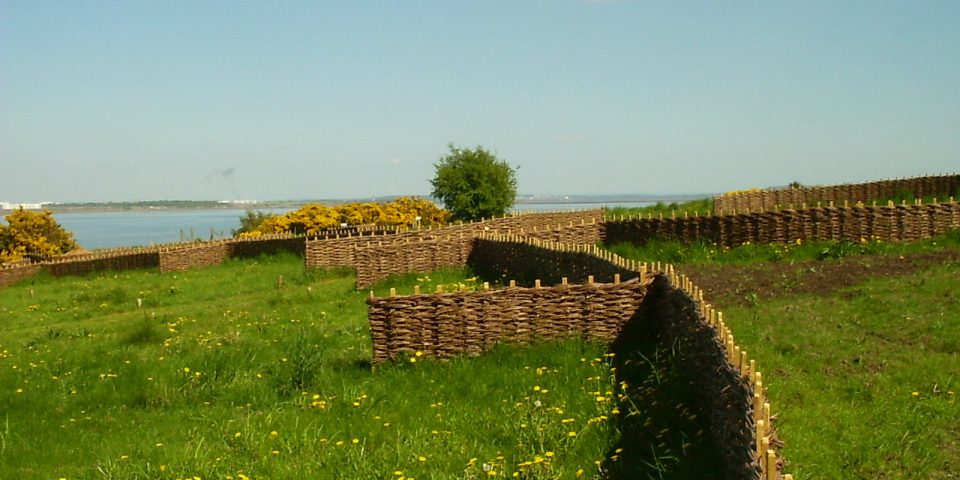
0, 254, 715, 479
605, 199, 714, 219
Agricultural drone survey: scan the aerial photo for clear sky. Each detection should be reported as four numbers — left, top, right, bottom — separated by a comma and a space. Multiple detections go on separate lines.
2, 1, 958, 202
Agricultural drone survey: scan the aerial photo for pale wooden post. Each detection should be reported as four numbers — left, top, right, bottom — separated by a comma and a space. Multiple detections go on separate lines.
766, 449, 777, 480
755, 419, 766, 459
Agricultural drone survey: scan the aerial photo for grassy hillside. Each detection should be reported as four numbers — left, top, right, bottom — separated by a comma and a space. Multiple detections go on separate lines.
608, 234, 960, 479
0, 254, 715, 479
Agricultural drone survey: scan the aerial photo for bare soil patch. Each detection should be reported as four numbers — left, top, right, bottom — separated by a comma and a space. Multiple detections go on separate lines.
681, 248, 960, 308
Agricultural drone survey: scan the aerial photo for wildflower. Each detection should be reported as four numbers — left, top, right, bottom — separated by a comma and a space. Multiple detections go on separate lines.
567, 431, 577, 438
912, 391, 920, 398
418, 455, 427, 462
234, 432, 242, 438
270, 431, 279, 439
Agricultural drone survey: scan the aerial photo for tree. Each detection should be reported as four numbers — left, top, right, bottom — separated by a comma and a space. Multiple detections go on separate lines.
233, 210, 277, 236
429, 144, 518, 221
0, 208, 79, 263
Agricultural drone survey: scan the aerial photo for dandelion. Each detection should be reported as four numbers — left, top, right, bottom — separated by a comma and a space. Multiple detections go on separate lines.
418, 455, 427, 462
912, 391, 920, 398
271, 450, 280, 456
234, 432, 242, 438
270, 431, 278, 439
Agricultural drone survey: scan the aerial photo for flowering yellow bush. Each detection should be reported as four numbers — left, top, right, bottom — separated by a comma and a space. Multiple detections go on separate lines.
242, 197, 448, 236
1, 208, 78, 263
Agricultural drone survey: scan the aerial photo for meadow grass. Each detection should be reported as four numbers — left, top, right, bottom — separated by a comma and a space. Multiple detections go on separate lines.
722, 263, 960, 478
605, 230, 960, 266
604, 199, 714, 219
606, 234, 960, 479
0, 254, 716, 479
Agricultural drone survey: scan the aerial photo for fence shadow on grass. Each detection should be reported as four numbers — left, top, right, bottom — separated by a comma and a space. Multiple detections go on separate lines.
603, 286, 725, 479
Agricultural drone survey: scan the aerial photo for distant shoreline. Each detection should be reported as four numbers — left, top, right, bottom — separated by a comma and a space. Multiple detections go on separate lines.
1, 194, 715, 216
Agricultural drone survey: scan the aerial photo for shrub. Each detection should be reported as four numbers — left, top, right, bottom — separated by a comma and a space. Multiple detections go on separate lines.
0, 208, 79, 263
430, 144, 518, 221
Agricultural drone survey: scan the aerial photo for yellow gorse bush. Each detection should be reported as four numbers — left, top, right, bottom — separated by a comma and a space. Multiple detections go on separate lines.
243, 197, 449, 237
0, 208, 79, 263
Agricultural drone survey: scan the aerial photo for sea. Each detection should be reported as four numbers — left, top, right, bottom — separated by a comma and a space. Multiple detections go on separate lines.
45, 202, 657, 250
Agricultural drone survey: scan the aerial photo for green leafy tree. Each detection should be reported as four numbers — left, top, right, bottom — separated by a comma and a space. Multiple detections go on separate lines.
0, 208, 79, 263
233, 210, 277, 236
429, 144, 518, 221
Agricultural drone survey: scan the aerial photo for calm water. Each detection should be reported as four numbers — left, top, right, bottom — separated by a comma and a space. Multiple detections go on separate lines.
53, 208, 294, 250
49, 202, 654, 250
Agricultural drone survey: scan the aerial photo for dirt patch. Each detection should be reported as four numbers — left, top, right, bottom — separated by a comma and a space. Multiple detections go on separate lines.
680, 248, 960, 308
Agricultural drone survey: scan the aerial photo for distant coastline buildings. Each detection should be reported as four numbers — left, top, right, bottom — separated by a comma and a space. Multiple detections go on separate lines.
0, 202, 49, 210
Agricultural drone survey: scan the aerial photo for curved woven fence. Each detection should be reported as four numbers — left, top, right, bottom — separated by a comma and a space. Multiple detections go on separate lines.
713, 173, 960, 214
368, 235, 792, 480
603, 200, 960, 249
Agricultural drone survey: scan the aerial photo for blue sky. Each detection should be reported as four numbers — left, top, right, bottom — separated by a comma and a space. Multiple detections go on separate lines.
2, 1, 958, 202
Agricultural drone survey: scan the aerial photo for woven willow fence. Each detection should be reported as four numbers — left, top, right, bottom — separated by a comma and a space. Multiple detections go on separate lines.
713, 173, 960, 214
369, 234, 792, 480
305, 210, 605, 287
603, 199, 960, 248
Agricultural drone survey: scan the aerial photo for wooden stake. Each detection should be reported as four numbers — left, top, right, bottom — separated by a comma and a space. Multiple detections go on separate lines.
562, 277, 568, 285
614, 273, 620, 284
755, 419, 766, 459
534, 279, 541, 288
587, 275, 594, 284
483, 282, 490, 290
389, 287, 396, 297
509, 280, 516, 288
766, 449, 777, 480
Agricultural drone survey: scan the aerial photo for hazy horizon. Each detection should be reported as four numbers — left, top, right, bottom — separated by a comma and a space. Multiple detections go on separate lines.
3, 2, 958, 203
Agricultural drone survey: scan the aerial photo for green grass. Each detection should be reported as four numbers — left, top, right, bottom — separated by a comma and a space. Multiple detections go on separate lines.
723, 263, 960, 478
604, 230, 960, 265
604, 198, 714, 219
1, 253, 713, 479
607, 234, 960, 479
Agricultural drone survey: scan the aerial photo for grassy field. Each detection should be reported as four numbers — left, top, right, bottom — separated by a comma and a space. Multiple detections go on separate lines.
5, 227, 957, 479
0, 254, 719, 479
607, 233, 960, 479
